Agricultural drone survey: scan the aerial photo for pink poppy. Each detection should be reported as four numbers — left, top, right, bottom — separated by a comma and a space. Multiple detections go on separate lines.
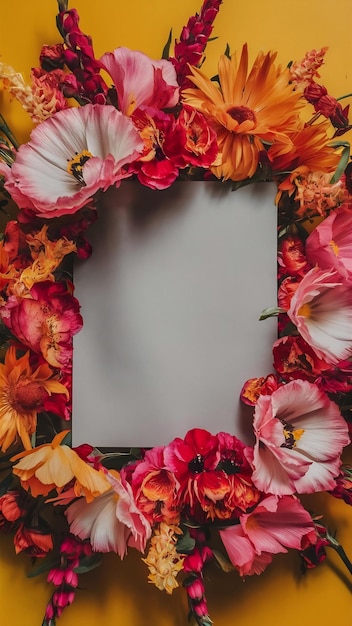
1, 281, 83, 370
100, 47, 179, 116
250, 379, 349, 495
3, 104, 143, 217
305, 205, 352, 284
287, 267, 352, 365
66, 471, 151, 557
220, 494, 314, 575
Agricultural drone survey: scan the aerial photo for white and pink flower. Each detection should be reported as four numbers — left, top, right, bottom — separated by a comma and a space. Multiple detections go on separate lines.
287, 266, 352, 365
305, 204, 352, 284
250, 379, 349, 495
2, 104, 143, 217
66, 470, 151, 558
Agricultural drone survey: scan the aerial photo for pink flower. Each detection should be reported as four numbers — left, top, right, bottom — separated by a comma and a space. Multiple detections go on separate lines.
287, 267, 352, 365
305, 205, 352, 284
3, 104, 143, 217
250, 380, 349, 495
100, 47, 179, 116
220, 495, 314, 575
1, 282, 82, 370
121, 446, 179, 524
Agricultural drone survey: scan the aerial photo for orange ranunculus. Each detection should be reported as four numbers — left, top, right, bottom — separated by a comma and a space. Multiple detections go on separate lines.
11, 430, 111, 502
0, 345, 69, 452
182, 44, 304, 181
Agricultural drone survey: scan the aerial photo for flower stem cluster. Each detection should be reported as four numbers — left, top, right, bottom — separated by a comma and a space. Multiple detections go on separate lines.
183, 529, 213, 626
170, 0, 223, 89
44, 535, 95, 625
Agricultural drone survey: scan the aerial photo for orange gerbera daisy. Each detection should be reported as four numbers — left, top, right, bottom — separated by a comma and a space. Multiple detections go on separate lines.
0, 346, 69, 452
11, 430, 111, 502
182, 44, 304, 181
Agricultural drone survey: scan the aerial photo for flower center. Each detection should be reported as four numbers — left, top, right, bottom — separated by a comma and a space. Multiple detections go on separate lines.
297, 302, 311, 318
188, 454, 204, 473
67, 150, 93, 184
281, 420, 304, 449
329, 239, 339, 256
227, 106, 256, 125
8, 381, 47, 413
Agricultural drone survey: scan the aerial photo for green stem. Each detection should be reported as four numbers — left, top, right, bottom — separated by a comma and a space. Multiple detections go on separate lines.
336, 93, 352, 102
0, 114, 19, 150
329, 543, 352, 576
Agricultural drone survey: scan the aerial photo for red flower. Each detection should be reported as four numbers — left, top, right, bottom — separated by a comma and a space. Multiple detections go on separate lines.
240, 374, 280, 406
163, 428, 221, 516
163, 105, 218, 169
273, 335, 332, 381
278, 235, 309, 278
131, 108, 180, 189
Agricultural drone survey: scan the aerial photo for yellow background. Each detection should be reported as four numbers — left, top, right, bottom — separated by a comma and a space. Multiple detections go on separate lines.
1, 1, 352, 625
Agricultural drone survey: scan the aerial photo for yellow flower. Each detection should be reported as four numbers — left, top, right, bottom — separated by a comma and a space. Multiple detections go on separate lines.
11, 430, 111, 501
0, 346, 69, 452
182, 44, 304, 181
143, 523, 185, 594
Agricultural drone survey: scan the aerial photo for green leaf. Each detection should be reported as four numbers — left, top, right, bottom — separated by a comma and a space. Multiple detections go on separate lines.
224, 43, 231, 58
212, 549, 234, 573
74, 553, 102, 574
161, 28, 173, 60
329, 141, 350, 184
27, 554, 61, 578
259, 306, 285, 321
60, 430, 72, 447
176, 528, 196, 554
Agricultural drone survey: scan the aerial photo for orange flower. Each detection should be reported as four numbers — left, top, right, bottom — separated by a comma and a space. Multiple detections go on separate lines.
12, 226, 76, 295
14, 523, 53, 556
11, 430, 111, 502
270, 122, 340, 192
182, 44, 304, 181
0, 346, 69, 452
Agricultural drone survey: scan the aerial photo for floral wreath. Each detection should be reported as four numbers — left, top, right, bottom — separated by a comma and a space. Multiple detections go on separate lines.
0, 1, 352, 624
